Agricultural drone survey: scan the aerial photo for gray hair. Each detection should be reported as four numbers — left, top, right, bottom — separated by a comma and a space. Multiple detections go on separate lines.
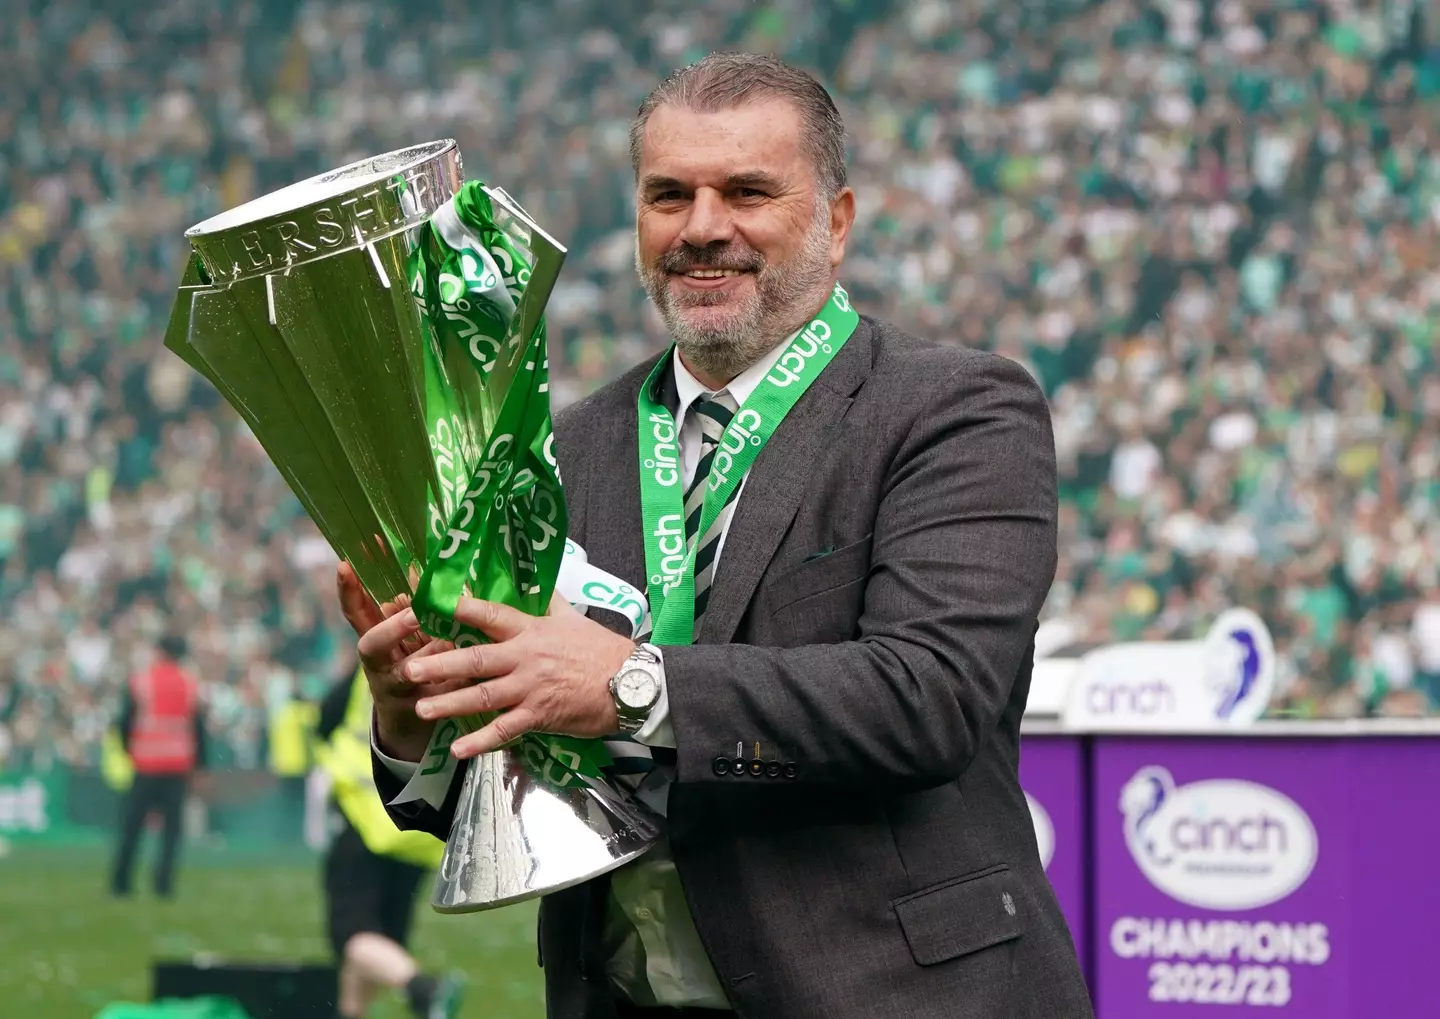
630, 52, 848, 199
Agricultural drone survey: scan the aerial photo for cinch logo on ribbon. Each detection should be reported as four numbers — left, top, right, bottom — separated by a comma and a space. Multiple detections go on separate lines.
648, 514, 686, 596
1120, 767, 1318, 911
708, 408, 764, 493
1063, 608, 1276, 731
645, 412, 680, 488
764, 284, 852, 387
559, 539, 652, 639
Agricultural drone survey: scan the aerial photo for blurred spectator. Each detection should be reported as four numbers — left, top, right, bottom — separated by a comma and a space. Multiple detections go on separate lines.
2, 0, 1438, 771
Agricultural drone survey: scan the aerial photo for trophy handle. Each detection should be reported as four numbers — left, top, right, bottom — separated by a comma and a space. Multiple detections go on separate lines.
430, 744, 663, 913
480, 186, 567, 388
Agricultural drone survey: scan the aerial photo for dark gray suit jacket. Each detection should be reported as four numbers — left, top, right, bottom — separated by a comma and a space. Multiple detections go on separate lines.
377, 316, 1094, 1019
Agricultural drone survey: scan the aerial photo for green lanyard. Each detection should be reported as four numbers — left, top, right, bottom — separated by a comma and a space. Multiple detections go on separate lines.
635, 282, 860, 645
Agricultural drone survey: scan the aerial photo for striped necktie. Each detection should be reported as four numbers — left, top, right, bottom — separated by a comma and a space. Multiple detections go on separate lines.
684, 391, 741, 626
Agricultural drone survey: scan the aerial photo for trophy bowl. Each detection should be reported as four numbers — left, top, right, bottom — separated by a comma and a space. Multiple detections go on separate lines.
165, 141, 662, 912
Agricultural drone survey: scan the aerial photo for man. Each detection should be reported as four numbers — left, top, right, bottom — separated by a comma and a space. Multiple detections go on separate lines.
340, 53, 1093, 1019
110, 634, 206, 899
313, 665, 465, 1019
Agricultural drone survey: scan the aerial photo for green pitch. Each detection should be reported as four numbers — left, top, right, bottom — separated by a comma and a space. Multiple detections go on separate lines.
0, 842, 545, 1019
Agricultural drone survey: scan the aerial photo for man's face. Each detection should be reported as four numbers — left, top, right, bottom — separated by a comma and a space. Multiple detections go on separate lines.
634, 99, 854, 373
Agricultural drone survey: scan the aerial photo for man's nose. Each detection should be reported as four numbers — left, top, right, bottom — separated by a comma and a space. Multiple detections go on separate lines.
678, 189, 736, 248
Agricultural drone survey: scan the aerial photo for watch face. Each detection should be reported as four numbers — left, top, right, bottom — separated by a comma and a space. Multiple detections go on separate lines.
616, 667, 658, 710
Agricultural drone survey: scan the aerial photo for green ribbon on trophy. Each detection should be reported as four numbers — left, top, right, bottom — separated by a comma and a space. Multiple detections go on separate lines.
407, 182, 612, 785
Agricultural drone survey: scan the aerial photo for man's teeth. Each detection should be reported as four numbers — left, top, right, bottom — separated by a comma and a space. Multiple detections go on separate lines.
685, 269, 742, 278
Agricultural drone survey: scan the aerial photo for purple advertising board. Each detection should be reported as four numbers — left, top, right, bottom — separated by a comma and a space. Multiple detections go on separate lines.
1090, 736, 1440, 1018
1019, 733, 1089, 981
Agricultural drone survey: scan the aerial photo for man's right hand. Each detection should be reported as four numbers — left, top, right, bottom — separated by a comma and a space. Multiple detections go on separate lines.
337, 561, 466, 763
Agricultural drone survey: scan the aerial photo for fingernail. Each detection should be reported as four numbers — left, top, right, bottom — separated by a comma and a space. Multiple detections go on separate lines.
400, 608, 417, 627
451, 743, 472, 760
416, 700, 434, 719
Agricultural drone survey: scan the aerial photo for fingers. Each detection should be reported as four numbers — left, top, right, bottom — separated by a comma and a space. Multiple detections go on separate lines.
416, 676, 528, 723
357, 607, 421, 669
405, 637, 454, 663
452, 597, 533, 642
378, 592, 413, 620
386, 633, 450, 673
337, 562, 383, 637
451, 706, 541, 759
400, 639, 524, 685
415, 675, 476, 698
382, 596, 427, 654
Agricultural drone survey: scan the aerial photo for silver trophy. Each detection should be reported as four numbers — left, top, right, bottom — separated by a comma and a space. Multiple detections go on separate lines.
164, 140, 661, 912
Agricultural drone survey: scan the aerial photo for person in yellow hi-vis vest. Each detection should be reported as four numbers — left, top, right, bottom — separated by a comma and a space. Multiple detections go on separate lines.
314, 666, 466, 1019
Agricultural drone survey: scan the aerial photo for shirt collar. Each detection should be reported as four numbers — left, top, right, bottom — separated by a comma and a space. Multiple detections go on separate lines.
670, 330, 797, 423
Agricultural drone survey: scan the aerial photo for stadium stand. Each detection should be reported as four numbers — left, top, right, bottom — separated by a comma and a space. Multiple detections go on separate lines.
2, 0, 1438, 774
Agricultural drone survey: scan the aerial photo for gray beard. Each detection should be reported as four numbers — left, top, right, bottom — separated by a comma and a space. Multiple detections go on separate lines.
637, 212, 835, 384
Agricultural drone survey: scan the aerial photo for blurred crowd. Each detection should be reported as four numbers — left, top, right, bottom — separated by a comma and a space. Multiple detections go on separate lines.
1, 0, 1438, 771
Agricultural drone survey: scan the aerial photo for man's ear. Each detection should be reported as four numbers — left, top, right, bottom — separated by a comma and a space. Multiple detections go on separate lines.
829, 187, 856, 267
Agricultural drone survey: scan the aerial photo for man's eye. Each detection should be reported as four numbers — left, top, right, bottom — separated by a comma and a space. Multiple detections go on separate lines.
652, 191, 685, 202
735, 188, 768, 199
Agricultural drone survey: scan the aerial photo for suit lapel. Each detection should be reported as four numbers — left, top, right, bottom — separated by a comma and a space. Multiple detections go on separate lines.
695, 320, 873, 646
576, 380, 650, 630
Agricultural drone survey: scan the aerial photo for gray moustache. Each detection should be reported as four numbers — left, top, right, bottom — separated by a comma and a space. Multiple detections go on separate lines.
657, 251, 764, 275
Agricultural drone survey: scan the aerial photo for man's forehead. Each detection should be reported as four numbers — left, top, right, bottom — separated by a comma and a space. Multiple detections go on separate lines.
638, 99, 808, 179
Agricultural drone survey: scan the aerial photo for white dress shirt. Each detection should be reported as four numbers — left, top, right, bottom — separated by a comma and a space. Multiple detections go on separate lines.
375, 338, 792, 1009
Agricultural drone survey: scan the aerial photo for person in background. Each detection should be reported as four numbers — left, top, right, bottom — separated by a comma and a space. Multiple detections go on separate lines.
314, 664, 465, 1019
109, 634, 207, 899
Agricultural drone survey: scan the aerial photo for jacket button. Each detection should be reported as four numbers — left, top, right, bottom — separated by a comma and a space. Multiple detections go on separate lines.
764, 760, 782, 778
747, 759, 764, 777
783, 762, 799, 779
731, 757, 748, 776
712, 757, 730, 777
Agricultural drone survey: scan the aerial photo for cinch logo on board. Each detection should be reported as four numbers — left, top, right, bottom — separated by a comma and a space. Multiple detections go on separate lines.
1120, 767, 1318, 911
1202, 609, 1274, 724
1063, 608, 1276, 731
1026, 792, 1056, 871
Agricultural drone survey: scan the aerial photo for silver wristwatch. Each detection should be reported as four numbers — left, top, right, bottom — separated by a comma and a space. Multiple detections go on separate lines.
610, 644, 663, 734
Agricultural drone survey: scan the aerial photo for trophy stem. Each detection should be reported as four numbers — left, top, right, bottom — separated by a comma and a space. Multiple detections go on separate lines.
430, 746, 663, 913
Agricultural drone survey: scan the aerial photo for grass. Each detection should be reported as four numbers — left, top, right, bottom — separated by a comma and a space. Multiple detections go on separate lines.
0, 840, 545, 1019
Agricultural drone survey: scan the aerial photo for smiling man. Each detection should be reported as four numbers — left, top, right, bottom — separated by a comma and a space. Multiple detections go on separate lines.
343, 53, 1094, 1019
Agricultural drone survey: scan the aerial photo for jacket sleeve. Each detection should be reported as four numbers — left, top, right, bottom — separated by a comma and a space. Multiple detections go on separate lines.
663, 353, 1058, 794
372, 749, 467, 841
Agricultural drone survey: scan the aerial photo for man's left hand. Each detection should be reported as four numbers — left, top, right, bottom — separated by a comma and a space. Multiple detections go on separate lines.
401, 594, 635, 760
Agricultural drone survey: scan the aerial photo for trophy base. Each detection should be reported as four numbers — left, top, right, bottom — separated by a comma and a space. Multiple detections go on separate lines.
430, 745, 664, 913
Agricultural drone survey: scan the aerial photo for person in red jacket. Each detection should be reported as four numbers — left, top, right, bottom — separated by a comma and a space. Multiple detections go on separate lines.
110, 634, 208, 899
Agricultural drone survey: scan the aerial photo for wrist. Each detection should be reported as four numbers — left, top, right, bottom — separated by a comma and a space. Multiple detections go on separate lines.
610, 643, 664, 734
374, 708, 435, 763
